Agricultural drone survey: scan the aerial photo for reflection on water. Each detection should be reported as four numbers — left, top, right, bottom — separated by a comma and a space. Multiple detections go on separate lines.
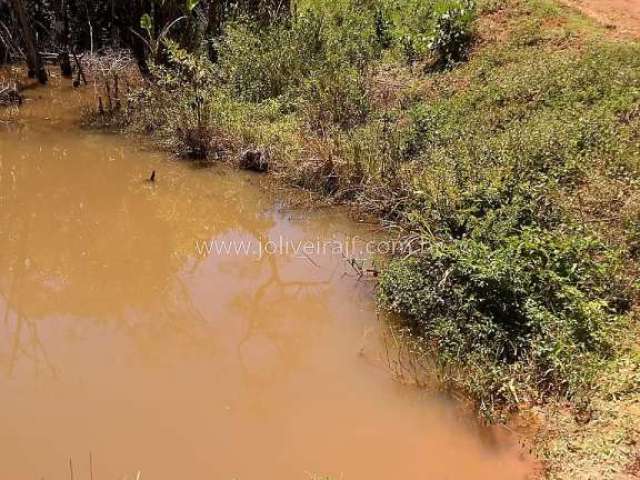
0, 77, 533, 479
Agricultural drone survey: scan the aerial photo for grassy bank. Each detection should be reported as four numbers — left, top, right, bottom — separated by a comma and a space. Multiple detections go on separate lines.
86, 0, 640, 477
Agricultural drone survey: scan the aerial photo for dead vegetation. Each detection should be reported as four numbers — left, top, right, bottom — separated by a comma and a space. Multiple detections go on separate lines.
0, 80, 21, 106
84, 50, 138, 118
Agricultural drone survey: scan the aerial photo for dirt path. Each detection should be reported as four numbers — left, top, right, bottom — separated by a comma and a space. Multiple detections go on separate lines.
560, 0, 640, 37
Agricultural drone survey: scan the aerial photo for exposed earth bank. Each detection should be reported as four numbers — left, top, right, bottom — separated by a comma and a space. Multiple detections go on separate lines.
561, 0, 640, 37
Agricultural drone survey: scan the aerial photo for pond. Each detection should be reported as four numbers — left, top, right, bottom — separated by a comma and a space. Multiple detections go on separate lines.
0, 78, 533, 480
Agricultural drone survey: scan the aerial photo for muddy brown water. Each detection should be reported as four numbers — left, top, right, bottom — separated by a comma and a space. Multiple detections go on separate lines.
0, 78, 533, 480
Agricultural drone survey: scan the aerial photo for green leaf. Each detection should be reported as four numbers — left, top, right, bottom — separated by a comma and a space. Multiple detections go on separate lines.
140, 13, 153, 32
186, 0, 200, 12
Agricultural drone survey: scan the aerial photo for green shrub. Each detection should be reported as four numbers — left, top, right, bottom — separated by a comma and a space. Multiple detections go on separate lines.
379, 228, 631, 412
299, 65, 370, 131
219, 20, 297, 101
149, 40, 218, 157
219, 4, 379, 105
428, 0, 476, 68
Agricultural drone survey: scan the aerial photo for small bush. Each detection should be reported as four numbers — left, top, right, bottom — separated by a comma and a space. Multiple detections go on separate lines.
429, 0, 476, 68
299, 65, 370, 131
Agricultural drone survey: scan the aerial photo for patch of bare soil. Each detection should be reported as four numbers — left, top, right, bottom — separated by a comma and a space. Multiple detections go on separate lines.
560, 0, 640, 37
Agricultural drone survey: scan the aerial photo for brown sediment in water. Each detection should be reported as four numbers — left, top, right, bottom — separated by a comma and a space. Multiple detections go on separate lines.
0, 76, 535, 480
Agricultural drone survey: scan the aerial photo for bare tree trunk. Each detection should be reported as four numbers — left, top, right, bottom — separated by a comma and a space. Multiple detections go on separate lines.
55, 0, 72, 77
110, 0, 119, 49
205, 0, 224, 61
10, 0, 48, 84
113, 1, 150, 77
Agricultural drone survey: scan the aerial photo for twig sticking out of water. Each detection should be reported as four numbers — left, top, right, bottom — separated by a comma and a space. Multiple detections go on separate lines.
343, 254, 363, 278
89, 452, 94, 480
69, 457, 74, 480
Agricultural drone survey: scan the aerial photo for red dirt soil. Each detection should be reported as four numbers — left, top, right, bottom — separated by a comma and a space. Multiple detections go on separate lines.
560, 0, 640, 37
